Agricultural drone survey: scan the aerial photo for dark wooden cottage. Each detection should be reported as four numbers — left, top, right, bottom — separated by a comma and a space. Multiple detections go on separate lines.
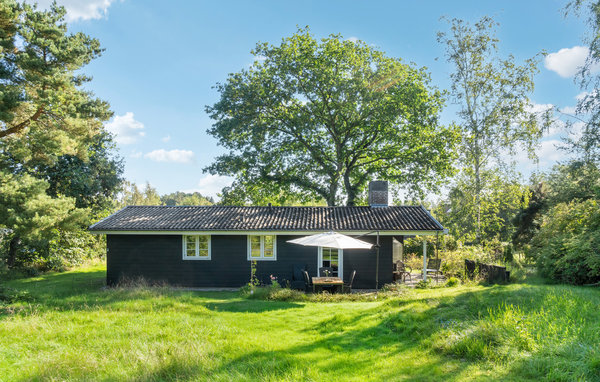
89, 182, 445, 289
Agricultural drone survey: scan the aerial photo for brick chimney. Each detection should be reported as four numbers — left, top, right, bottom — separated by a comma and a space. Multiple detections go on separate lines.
368, 181, 388, 207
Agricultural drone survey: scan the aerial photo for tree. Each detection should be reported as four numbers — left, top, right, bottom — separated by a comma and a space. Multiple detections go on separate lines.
0, 1, 111, 149
0, 2, 116, 269
161, 191, 213, 206
20, 132, 123, 212
512, 182, 548, 249
206, 27, 458, 206
437, 171, 529, 243
0, 171, 86, 267
565, 1, 600, 166
118, 182, 162, 206
437, 17, 548, 241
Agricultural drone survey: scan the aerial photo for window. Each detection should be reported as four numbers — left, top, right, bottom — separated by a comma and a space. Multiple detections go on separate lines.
247, 235, 277, 260
182, 235, 211, 260
319, 247, 342, 277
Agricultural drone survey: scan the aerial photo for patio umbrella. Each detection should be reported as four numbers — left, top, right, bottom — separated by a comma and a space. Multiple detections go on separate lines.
287, 231, 373, 249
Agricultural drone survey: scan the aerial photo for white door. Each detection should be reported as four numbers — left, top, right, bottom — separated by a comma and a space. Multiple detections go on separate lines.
318, 247, 343, 279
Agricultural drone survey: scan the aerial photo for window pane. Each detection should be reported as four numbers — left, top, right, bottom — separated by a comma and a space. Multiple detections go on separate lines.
198, 235, 208, 249
186, 249, 196, 257
186, 236, 196, 251
250, 236, 261, 250
264, 249, 273, 257
264, 235, 274, 250
198, 249, 209, 257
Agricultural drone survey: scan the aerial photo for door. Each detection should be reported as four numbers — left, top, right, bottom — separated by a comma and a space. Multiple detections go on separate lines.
318, 247, 343, 279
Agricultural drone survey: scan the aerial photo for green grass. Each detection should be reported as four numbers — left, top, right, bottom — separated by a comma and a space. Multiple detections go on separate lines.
1, 265, 599, 381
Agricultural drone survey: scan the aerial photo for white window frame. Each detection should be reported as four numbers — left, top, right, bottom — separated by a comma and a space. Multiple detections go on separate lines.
182, 235, 212, 260
318, 246, 343, 279
247, 235, 277, 261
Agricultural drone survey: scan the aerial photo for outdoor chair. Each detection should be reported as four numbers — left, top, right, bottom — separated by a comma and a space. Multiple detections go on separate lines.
393, 261, 412, 282
343, 270, 356, 293
319, 267, 333, 277
290, 264, 307, 290
302, 270, 313, 292
426, 258, 442, 282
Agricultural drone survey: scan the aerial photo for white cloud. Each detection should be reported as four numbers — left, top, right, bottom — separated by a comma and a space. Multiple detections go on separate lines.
569, 121, 586, 140
144, 149, 195, 164
526, 102, 553, 115
31, 0, 117, 22
559, 105, 577, 115
536, 139, 565, 165
129, 150, 142, 158
194, 174, 234, 200
105, 112, 145, 145
161, 135, 171, 143
347, 36, 359, 43
544, 46, 600, 78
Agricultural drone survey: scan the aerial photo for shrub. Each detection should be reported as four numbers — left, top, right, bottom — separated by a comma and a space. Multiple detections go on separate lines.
415, 279, 432, 289
0, 286, 34, 303
532, 200, 600, 285
445, 277, 460, 287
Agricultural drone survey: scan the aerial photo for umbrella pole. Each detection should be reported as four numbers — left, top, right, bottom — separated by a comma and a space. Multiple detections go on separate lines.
375, 231, 380, 290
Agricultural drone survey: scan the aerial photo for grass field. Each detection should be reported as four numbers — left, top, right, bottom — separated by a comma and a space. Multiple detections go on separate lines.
1, 265, 600, 381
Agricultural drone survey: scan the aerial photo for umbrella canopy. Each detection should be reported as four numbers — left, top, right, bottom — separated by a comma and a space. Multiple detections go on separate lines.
287, 231, 373, 249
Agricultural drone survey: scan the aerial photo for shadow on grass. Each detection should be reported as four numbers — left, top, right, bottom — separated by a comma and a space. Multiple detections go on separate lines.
204, 299, 304, 313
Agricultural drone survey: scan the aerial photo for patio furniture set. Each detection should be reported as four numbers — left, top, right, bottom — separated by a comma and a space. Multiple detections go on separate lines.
290, 264, 356, 293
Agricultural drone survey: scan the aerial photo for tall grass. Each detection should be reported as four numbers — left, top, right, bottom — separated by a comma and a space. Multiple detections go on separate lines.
1, 265, 599, 381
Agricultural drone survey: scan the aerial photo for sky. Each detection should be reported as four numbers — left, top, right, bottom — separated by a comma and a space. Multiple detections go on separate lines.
33, 0, 592, 199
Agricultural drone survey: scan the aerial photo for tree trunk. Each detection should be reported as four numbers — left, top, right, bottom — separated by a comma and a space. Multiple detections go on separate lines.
344, 173, 356, 206
475, 159, 482, 243
326, 180, 338, 206
6, 235, 20, 269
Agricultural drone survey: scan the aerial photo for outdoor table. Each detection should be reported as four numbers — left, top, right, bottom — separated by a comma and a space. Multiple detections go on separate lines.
312, 277, 344, 293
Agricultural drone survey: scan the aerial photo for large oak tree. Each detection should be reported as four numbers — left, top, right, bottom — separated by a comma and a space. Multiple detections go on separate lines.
206, 28, 458, 206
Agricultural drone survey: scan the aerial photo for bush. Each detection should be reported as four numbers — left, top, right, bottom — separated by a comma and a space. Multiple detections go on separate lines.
415, 279, 432, 289
532, 200, 600, 285
0, 286, 34, 303
445, 277, 460, 287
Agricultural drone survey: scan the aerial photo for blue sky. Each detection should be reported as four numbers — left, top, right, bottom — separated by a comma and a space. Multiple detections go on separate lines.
34, 0, 591, 199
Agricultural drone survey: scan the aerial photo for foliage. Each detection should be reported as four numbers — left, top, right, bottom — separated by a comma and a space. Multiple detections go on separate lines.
545, 161, 600, 205
206, 27, 458, 206
512, 182, 548, 249
415, 279, 433, 289
2, 265, 600, 380
0, 1, 111, 149
437, 16, 547, 241
0, 285, 32, 303
445, 277, 460, 287
0, 171, 87, 267
437, 172, 530, 243
34, 132, 124, 211
117, 182, 214, 207
161, 191, 213, 206
117, 181, 161, 206
532, 199, 600, 285
565, 1, 600, 165
0, 2, 118, 271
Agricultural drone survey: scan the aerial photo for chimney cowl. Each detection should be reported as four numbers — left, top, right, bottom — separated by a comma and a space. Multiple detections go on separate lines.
368, 181, 388, 207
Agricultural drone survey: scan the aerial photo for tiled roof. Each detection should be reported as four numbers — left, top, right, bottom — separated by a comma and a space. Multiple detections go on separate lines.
89, 205, 444, 232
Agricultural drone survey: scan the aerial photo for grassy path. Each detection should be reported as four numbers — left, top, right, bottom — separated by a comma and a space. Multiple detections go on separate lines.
1, 265, 599, 381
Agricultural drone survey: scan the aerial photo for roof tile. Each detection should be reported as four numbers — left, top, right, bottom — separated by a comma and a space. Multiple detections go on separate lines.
89, 205, 444, 232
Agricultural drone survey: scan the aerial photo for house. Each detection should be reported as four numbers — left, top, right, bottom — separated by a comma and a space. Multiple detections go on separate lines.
89, 181, 445, 289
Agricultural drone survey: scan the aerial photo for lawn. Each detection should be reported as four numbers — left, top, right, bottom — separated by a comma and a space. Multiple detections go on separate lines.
1, 265, 599, 381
